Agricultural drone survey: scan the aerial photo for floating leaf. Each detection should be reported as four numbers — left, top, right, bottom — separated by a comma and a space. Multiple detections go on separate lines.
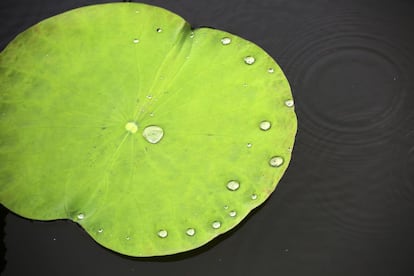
0, 3, 297, 256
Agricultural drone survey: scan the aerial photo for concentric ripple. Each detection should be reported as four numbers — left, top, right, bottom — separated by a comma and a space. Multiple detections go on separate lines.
280, 11, 414, 237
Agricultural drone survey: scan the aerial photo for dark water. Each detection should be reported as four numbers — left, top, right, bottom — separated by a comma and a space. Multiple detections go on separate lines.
1, 0, 414, 275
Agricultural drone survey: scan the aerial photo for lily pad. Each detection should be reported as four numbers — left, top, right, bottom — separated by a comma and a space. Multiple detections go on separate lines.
0, 3, 297, 256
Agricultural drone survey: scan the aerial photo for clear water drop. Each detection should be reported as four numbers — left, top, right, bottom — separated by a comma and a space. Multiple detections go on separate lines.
251, 194, 258, 200
190, 32, 194, 38
98, 228, 103, 233
226, 180, 240, 191
212, 221, 221, 229
221, 37, 231, 45
224, 205, 229, 210
133, 38, 139, 44
247, 143, 252, 148
156, 28, 162, 33
229, 210, 237, 217
149, 112, 154, 117
285, 99, 294, 107
146, 95, 153, 99
186, 228, 196, 236
125, 121, 138, 134
269, 156, 284, 167
244, 56, 255, 65
77, 213, 85, 220
158, 229, 168, 238
259, 121, 271, 131
142, 125, 164, 144
126, 236, 131, 241
268, 68, 274, 73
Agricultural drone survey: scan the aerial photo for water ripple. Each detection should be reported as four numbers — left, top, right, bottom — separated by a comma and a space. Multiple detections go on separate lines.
282, 15, 413, 148
281, 11, 414, 237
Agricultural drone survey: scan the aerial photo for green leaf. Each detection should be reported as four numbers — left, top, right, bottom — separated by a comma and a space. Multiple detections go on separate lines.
0, 3, 297, 256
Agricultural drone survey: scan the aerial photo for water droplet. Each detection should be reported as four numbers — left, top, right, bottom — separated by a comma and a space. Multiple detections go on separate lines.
156, 28, 162, 33
149, 112, 154, 117
142, 125, 164, 144
77, 213, 85, 220
259, 121, 271, 131
247, 143, 252, 148
133, 38, 139, 44
52, 237, 56, 241
125, 122, 138, 134
126, 236, 131, 241
285, 99, 294, 107
186, 228, 195, 236
226, 180, 240, 191
98, 228, 103, 233
244, 56, 255, 65
212, 221, 221, 229
229, 210, 237, 217
146, 95, 153, 99
221, 37, 231, 45
269, 156, 284, 167
268, 67, 274, 73
158, 229, 168, 238
224, 205, 229, 210
251, 194, 258, 200
190, 32, 194, 38
135, 10, 139, 13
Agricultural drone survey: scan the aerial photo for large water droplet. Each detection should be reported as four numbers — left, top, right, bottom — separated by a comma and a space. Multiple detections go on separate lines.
133, 38, 139, 44
212, 221, 221, 229
244, 56, 255, 65
226, 180, 240, 191
156, 28, 162, 33
77, 213, 85, 220
269, 156, 284, 167
247, 143, 252, 148
186, 228, 196, 236
125, 122, 138, 134
259, 121, 271, 131
229, 210, 237, 217
158, 229, 168, 238
268, 68, 274, 73
143, 125, 164, 144
251, 194, 258, 200
221, 37, 231, 45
